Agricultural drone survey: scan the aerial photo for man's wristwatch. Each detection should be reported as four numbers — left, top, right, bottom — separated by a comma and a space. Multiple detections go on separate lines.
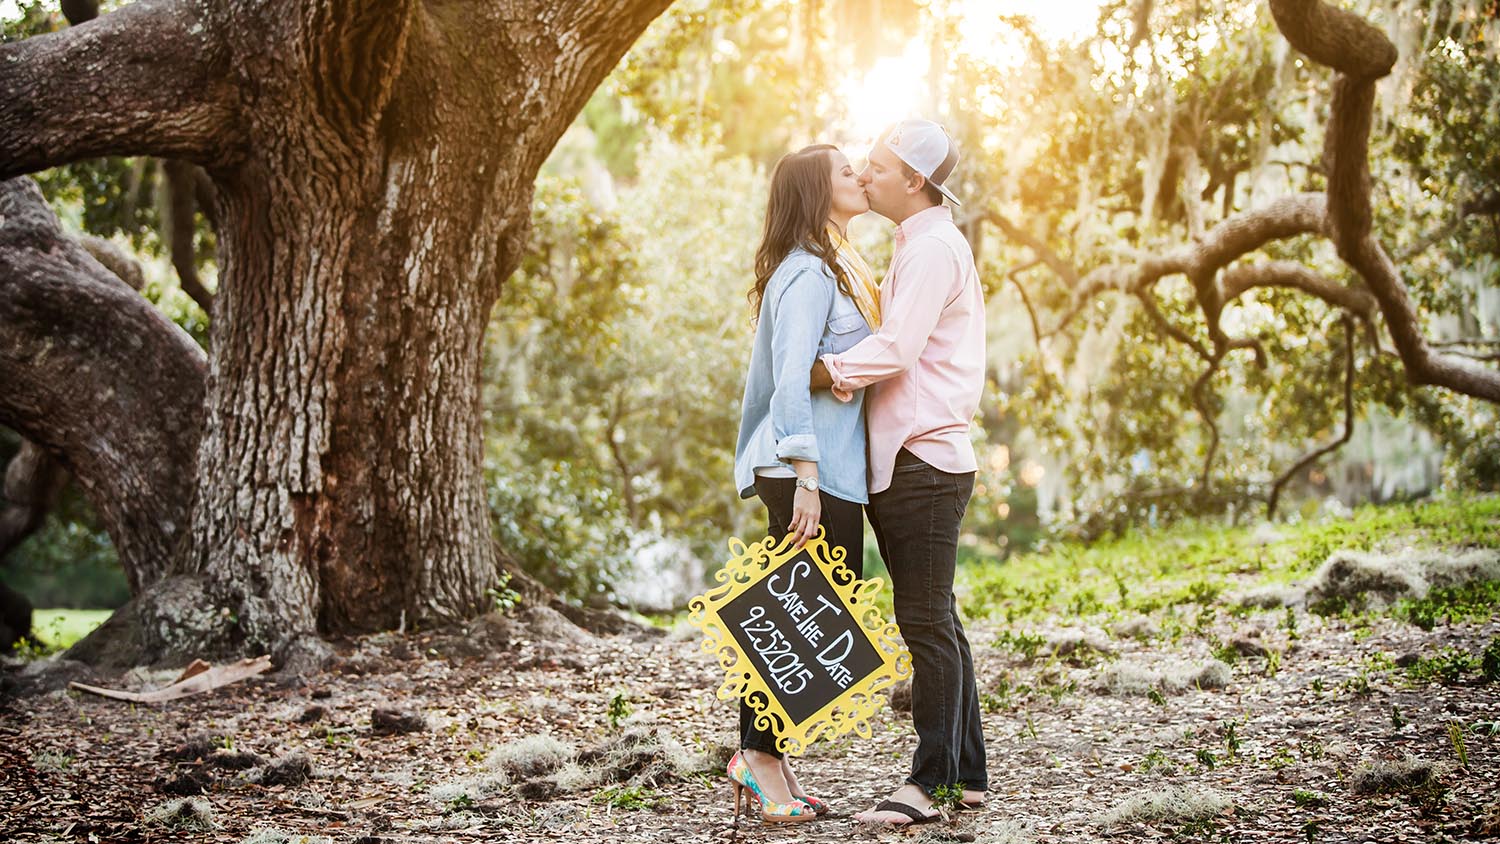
795, 477, 819, 493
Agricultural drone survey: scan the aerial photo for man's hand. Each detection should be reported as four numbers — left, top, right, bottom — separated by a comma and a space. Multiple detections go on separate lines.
809, 358, 833, 389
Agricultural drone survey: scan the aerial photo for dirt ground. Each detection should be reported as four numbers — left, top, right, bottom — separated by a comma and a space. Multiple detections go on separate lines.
2, 596, 1497, 844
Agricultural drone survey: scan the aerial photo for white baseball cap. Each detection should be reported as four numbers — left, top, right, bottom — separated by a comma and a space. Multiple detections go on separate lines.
881, 119, 961, 206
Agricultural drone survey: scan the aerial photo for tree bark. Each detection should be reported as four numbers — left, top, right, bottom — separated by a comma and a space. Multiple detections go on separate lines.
0, 177, 206, 594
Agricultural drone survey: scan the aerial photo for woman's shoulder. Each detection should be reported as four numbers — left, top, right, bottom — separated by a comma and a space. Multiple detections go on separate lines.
770, 249, 836, 289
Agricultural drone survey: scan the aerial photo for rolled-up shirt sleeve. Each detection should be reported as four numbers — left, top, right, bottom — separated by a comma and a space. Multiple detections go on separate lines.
769, 269, 833, 463
821, 237, 958, 400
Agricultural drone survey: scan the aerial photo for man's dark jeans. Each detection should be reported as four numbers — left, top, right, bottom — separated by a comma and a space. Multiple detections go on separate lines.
867, 449, 987, 796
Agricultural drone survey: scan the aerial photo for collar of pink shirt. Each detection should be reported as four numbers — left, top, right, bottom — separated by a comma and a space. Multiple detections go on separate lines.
894, 204, 953, 247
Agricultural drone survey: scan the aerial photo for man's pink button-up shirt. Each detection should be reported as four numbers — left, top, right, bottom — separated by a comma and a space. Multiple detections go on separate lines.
821, 205, 985, 494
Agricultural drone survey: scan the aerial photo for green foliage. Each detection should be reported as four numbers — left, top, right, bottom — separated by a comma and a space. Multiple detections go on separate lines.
983, 0, 1496, 530
1483, 637, 1500, 684
26, 609, 112, 652
1141, 748, 1174, 773
1395, 580, 1500, 630
592, 785, 662, 811
607, 692, 632, 728
0, 432, 127, 610
993, 630, 1046, 662
484, 572, 522, 616
1406, 647, 1480, 685
0, 1, 61, 42
485, 137, 760, 603
929, 783, 965, 810
1448, 722, 1469, 770
1291, 789, 1328, 809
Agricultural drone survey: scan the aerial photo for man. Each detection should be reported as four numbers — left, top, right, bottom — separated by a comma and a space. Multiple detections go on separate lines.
810, 119, 987, 826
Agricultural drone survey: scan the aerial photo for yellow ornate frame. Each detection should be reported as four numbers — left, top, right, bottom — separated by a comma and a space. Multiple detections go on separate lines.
688, 529, 911, 756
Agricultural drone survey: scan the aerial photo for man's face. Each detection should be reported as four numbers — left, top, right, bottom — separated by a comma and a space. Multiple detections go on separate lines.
858, 143, 913, 222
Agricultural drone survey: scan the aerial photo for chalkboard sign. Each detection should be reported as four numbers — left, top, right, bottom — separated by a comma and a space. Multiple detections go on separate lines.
688, 529, 911, 755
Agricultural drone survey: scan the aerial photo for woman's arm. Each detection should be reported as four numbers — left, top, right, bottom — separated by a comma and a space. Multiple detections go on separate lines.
768, 267, 834, 547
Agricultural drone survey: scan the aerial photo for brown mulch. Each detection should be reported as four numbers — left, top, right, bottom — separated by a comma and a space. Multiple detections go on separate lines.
1, 603, 1496, 843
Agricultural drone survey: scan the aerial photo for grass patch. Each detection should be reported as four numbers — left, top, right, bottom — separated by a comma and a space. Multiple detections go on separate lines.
592, 784, 662, 811
29, 608, 113, 650
1395, 580, 1500, 630
957, 496, 1500, 626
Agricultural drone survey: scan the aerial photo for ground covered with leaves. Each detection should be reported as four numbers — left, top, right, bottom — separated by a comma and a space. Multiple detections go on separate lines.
3, 497, 1499, 843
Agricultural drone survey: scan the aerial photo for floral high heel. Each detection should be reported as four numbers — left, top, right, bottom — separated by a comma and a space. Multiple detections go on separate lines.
782, 759, 829, 815
727, 751, 815, 824
795, 794, 829, 815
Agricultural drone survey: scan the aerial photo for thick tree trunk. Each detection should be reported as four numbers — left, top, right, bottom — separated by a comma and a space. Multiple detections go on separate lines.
1, 0, 672, 667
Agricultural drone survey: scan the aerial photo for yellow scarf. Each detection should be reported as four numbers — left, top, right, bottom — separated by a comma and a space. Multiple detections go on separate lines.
829, 225, 881, 330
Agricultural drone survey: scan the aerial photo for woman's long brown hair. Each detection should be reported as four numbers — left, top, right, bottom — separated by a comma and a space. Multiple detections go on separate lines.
749, 144, 853, 315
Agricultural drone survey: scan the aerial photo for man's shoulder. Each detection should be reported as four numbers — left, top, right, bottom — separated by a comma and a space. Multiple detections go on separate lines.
900, 224, 973, 269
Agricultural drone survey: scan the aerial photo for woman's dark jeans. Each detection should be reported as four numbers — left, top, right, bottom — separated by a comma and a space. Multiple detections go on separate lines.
739, 476, 865, 759
866, 449, 987, 796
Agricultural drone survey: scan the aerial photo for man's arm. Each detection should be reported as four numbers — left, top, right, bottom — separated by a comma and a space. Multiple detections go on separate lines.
820, 238, 960, 397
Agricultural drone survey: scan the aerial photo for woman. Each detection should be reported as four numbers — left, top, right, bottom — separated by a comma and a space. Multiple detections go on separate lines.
728, 143, 880, 823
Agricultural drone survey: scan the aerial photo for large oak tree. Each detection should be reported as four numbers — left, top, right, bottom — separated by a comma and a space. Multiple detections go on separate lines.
1, 0, 670, 669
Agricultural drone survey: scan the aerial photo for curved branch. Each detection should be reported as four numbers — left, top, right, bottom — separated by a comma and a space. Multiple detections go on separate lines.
515, 0, 678, 178
1313, 48, 1500, 400
1220, 260, 1379, 322
78, 234, 145, 291
163, 159, 215, 313
0, 177, 207, 592
994, 195, 1328, 338
1268, 0, 1397, 80
1188, 194, 1328, 276
1009, 274, 1047, 355
0, 0, 241, 179
1268, 316, 1356, 518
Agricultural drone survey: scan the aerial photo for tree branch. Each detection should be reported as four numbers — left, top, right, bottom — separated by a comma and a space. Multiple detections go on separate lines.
515, 0, 678, 178
1220, 260, 1379, 322
1296, 17, 1500, 401
1191, 355, 1225, 492
0, 177, 207, 592
163, 159, 215, 313
987, 212, 1081, 288
0, 440, 68, 561
1135, 287, 1211, 361
992, 195, 1327, 341
1268, 0, 1397, 80
1268, 316, 1356, 518
0, 0, 241, 179
1461, 192, 1500, 217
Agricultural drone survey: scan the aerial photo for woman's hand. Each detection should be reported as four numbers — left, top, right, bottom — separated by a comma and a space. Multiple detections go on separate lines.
788, 484, 821, 549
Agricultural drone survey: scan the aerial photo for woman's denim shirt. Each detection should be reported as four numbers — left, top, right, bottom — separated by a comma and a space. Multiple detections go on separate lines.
734, 249, 872, 504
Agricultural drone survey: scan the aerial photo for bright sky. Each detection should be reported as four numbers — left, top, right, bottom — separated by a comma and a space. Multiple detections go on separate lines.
839, 0, 1103, 147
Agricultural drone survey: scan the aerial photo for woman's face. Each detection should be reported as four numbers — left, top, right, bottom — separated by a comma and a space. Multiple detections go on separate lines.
828, 150, 869, 219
